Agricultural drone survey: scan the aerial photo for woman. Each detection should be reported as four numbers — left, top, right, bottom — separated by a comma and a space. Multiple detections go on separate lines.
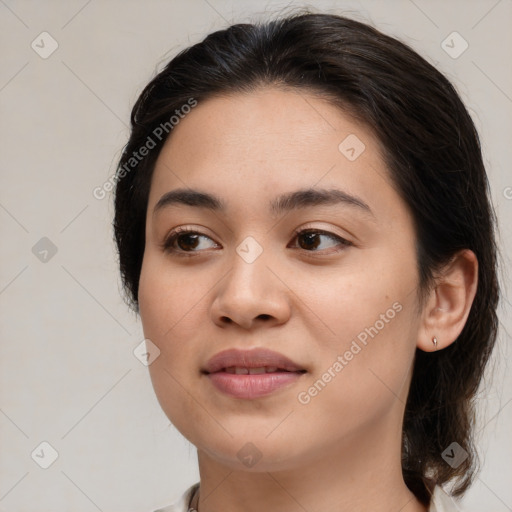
113, 11, 500, 512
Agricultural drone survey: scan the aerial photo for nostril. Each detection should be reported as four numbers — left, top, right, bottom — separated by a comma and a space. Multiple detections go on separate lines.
257, 314, 272, 320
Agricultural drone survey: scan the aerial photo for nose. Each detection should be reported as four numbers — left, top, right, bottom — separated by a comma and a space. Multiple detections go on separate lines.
210, 248, 291, 330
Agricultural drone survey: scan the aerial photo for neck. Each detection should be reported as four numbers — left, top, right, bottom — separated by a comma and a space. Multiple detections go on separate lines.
193, 414, 429, 512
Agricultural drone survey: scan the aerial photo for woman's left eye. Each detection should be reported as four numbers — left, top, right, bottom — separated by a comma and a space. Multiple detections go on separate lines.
289, 229, 352, 253
161, 227, 352, 256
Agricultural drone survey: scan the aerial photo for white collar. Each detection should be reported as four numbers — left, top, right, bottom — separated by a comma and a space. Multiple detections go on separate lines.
429, 485, 461, 511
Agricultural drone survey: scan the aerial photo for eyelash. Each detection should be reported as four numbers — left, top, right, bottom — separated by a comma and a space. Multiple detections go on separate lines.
161, 226, 352, 257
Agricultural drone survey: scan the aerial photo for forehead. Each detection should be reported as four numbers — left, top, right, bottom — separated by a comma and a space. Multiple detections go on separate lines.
158, 88, 377, 162
147, 87, 398, 221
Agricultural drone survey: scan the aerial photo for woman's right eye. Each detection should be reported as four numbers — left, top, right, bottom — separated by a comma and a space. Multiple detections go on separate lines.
161, 229, 220, 255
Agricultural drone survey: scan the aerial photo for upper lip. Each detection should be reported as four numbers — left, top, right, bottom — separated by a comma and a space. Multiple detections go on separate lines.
202, 348, 306, 374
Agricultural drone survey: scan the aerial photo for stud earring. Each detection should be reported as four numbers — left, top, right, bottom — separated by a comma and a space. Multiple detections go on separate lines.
432, 336, 438, 350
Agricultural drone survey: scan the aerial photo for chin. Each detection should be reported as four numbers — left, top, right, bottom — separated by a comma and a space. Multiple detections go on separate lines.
194, 434, 312, 473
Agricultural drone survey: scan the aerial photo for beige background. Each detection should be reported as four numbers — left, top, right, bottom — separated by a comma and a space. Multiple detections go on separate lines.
0, 0, 511, 511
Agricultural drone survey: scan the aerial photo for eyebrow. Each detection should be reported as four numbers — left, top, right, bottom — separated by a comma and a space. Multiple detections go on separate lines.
153, 187, 374, 218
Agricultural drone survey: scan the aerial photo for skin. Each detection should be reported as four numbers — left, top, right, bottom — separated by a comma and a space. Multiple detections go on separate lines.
138, 87, 478, 512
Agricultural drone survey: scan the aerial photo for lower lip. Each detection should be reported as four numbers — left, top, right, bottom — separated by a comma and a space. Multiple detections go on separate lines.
206, 371, 304, 399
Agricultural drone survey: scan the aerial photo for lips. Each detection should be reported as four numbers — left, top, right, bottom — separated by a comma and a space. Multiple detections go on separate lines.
202, 348, 306, 375
202, 348, 306, 399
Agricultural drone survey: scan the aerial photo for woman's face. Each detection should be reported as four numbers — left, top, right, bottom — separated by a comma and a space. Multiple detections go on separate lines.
138, 87, 423, 470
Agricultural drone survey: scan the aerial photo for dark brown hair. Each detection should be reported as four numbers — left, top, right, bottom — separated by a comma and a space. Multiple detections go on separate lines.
113, 10, 500, 505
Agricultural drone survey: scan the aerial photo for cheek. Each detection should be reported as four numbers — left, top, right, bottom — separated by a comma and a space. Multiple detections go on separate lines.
138, 256, 209, 432
294, 248, 419, 409
138, 254, 209, 340
138, 256, 202, 397
294, 250, 417, 348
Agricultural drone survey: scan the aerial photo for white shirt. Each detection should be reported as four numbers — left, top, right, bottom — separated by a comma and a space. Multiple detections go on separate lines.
153, 482, 460, 512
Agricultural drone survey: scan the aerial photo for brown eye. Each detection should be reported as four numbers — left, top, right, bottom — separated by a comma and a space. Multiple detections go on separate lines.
174, 233, 201, 251
291, 229, 352, 252
162, 229, 219, 254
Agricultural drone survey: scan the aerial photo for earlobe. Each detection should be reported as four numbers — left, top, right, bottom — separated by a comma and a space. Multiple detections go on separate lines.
417, 249, 478, 352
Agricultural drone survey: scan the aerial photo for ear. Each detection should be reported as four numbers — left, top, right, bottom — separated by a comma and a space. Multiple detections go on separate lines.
417, 249, 478, 352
